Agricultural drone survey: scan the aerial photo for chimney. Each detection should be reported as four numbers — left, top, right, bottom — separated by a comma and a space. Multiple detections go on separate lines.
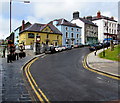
86, 16, 92, 21
111, 16, 114, 20
22, 20, 25, 30
73, 11, 79, 19
97, 11, 101, 18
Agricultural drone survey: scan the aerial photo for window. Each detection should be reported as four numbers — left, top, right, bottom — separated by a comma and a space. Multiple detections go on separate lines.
71, 28, 74, 31
28, 33, 34, 38
66, 27, 68, 31
77, 34, 79, 38
47, 34, 49, 38
57, 35, 59, 39
114, 30, 116, 34
66, 32, 68, 38
71, 33, 74, 37
77, 29, 79, 31
77, 40, 79, 43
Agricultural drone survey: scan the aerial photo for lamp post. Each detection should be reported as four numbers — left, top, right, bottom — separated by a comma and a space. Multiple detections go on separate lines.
10, 0, 30, 34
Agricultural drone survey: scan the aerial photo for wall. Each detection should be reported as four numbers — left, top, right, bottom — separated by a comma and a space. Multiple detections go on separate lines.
19, 31, 62, 46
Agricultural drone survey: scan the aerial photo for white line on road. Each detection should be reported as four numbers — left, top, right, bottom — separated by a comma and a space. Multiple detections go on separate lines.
97, 77, 102, 80
41, 55, 46, 58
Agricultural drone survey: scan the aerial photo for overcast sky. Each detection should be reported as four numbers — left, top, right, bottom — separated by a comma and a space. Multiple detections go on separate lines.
0, 0, 119, 39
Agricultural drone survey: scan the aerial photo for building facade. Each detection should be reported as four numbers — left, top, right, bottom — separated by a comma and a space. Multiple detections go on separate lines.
71, 11, 98, 45
118, 24, 120, 41
19, 23, 62, 47
87, 11, 118, 43
50, 18, 82, 46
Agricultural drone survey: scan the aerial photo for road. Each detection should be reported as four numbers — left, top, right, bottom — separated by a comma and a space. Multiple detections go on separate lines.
29, 47, 119, 102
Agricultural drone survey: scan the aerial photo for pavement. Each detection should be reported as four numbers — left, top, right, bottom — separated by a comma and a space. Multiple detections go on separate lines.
86, 48, 119, 77
0, 48, 36, 102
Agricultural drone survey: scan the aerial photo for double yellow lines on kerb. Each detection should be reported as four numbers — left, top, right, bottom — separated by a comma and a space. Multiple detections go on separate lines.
24, 57, 51, 103
83, 55, 120, 80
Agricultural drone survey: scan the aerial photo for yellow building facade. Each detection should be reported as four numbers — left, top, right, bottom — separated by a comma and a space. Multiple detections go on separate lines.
19, 23, 62, 46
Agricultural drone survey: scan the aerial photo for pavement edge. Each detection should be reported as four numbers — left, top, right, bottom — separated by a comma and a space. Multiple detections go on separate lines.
83, 52, 120, 80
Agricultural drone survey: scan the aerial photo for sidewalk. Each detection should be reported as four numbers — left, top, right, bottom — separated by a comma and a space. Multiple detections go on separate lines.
86, 49, 119, 77
1, 55, 33, 102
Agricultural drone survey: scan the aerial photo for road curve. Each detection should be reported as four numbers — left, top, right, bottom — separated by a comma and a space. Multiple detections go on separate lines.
26, 47, 120, 102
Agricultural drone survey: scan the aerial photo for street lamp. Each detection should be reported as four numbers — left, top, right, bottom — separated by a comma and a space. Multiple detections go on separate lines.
10, 0, 30, 34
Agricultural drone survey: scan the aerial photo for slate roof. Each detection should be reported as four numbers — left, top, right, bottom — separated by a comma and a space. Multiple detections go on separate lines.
71, 17, 98, 27
91, 15, 117, 22
19, 23, 62, 35
51, 18, 82, 28
14, 22, 31, 31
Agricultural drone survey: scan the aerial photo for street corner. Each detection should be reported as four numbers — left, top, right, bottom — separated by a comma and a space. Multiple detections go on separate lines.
83, 52, 120, 80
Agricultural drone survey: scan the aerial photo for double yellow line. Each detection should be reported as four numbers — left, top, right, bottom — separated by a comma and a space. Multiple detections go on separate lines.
83, 55, 120, 80
23, 57, 51, 103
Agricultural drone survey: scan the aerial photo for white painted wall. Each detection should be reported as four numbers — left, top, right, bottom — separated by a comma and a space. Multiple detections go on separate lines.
71, 19, 85, 44
93, 19, 118, 43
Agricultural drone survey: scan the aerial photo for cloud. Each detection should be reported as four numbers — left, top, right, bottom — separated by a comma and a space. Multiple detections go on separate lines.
0, 0, 119, 40
0, 15, 21, 39
33, 1, 88, 22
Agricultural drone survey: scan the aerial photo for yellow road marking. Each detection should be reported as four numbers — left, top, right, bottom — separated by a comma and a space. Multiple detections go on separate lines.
25, 63, 45, 102
83, 55, 120, 80
24, 57, 51, 103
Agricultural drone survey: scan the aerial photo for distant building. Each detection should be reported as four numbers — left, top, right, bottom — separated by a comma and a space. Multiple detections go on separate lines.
86, 11, 118, 43
19, 23, 62, 46
118, 24, 120, 40
71, 11, 98, 45
50, 18, 82, 46
14, 20, 31, 46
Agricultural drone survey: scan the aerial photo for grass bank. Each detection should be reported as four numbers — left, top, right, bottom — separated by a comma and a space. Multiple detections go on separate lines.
99, 45, 120, 62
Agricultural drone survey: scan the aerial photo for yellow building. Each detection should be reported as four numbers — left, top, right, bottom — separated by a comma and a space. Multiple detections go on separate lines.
19, 23, 62, 46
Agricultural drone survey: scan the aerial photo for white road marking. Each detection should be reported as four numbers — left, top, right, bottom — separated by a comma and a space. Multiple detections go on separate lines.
41, 55, 46, 58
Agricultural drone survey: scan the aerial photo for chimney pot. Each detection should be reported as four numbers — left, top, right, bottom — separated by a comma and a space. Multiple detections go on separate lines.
97, 11, 101, 18
73, 11, 79, 19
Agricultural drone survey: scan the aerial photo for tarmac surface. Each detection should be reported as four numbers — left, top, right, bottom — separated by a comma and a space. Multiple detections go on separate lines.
29, 47, 119, 101
0, 47, 119, 102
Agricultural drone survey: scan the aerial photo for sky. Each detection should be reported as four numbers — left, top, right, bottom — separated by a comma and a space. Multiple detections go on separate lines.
0, 0, 119, 39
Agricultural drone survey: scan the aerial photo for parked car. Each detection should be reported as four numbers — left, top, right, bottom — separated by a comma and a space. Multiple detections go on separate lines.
54, 46, 62, 52
113, 40, 118, 45
74, 43, 84, 48
89, 44, 96, 51
67, 45, 72, 50
89, 43, 103, 51
61, 45, 67, 51
74, 43, 79, 48
103, 42, 110, 48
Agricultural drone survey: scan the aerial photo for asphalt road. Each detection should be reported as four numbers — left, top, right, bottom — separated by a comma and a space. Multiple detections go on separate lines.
30, 47, 119, 102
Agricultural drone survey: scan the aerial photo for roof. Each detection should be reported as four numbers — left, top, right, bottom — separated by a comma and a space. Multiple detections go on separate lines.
91, 15, 117, 22
14, 22, 31, 31
51, 18, 82, 28
71, 17, 98, 27
19, 23, 62, 35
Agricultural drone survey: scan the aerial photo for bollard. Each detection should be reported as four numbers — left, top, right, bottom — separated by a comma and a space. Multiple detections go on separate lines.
103, 51, 105, 57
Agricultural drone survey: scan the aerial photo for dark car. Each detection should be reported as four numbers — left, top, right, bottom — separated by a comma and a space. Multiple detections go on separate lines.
89, 44, 96, 51
103, 42, 110, 48
89, 43, 102, 51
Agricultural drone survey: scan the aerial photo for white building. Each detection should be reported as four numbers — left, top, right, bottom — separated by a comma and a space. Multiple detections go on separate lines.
71, 11, 98, 45
91, 11, 118, 43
